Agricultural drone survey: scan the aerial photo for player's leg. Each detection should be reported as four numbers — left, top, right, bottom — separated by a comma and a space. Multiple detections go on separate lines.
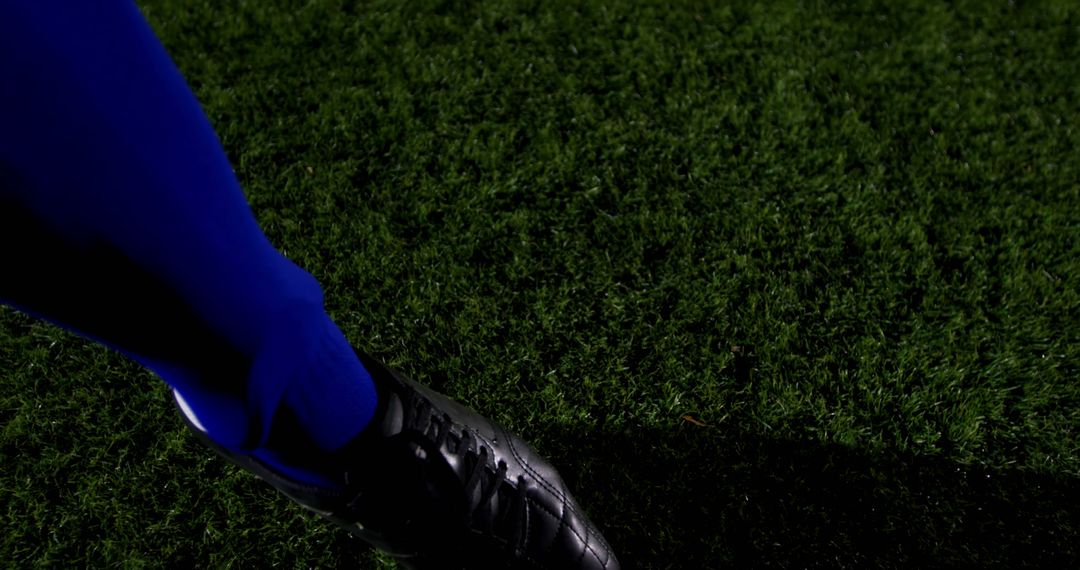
0, 2, 620, 567
0, 0, 376, 481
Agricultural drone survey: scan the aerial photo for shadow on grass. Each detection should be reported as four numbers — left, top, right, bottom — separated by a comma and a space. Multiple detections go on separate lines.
532, 422, 1080, 570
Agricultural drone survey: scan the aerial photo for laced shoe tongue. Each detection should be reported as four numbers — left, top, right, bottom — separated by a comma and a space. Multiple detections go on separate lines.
338, 354, 528, 545
403, 402, 525, 538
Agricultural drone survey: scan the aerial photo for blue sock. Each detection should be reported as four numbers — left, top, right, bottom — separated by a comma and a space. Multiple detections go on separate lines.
0, 1, 377, 463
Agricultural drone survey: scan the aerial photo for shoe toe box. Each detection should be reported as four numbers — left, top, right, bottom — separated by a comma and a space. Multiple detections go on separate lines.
509, 445, 619, 570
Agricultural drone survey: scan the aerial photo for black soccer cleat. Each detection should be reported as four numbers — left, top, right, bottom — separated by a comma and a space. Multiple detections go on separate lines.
173, 349, 620, 570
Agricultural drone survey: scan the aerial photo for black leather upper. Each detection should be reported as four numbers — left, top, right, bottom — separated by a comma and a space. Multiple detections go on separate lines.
343, 350, 620, 570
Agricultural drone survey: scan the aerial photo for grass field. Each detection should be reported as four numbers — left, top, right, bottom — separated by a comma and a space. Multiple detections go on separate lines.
2, 0, 1079, 568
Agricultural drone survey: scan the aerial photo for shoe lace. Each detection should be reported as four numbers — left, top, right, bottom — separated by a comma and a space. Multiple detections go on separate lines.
406, 395, 528, 540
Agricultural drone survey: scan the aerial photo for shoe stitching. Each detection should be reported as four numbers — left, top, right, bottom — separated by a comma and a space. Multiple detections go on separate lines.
503, 424, 609, 565
576, 519, 589, 566
541, 496, 569, 559
525, 499, 571, 567
501, 425, 566, 502
599, 525, 612, 568
531, 493, 597, 565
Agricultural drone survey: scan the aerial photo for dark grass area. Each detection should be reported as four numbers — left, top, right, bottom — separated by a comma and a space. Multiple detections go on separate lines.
2, 0, 1079, 567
